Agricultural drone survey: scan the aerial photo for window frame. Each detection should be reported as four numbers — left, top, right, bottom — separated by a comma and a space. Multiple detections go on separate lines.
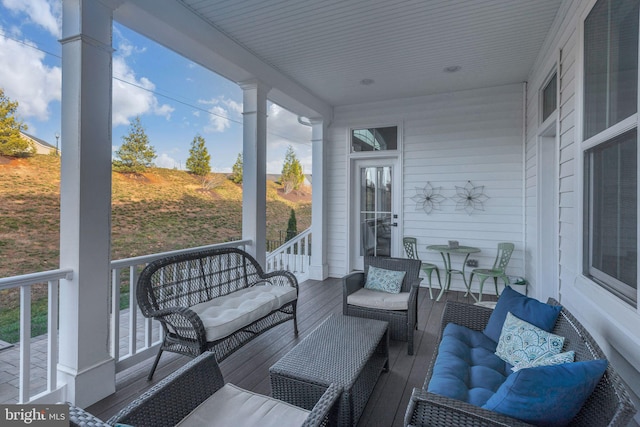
540, 70, 558, 126
349, 125, 400, 154
579, 0, 640, 307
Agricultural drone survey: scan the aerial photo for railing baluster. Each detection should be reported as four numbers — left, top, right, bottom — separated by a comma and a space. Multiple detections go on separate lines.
47, 279, 59, 394
110, 268, 121, 358
19, 285, 31, 404
128, 266, 138, 356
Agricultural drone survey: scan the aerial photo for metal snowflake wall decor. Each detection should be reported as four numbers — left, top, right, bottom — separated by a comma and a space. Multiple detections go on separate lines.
452, 180, 489, 214
411, 182, 445, 214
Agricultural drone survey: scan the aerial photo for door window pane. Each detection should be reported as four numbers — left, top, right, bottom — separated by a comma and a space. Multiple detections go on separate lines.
584, 0, 639, 139
360, 166, 392, 257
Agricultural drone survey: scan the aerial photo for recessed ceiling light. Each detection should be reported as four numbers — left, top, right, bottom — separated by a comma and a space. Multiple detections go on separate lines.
360, 78, 375, 85
443, 65, 461, 73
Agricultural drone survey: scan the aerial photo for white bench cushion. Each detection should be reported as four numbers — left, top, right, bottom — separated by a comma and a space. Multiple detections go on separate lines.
347, 288, 410, 311
175, 383, 310, 427
190, 285, 297, 342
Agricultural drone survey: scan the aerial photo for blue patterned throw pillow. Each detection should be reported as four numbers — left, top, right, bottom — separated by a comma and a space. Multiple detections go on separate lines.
364, 265, 406, 294
495, 312, 565, 369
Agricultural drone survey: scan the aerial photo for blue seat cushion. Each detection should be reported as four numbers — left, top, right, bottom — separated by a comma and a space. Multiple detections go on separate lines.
427, 323, 510, 407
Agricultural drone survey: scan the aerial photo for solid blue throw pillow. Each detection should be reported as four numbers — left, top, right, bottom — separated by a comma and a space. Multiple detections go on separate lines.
483, 286, 562, 343
482, 359, 608, 427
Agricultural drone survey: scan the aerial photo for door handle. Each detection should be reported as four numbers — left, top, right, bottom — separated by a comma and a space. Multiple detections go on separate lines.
391, 222, 398, 227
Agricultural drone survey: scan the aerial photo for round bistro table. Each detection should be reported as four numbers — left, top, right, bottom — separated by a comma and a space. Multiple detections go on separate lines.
426, 245, 480, 301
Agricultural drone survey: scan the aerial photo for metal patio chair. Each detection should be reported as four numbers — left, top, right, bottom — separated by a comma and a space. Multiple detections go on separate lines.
468, 242, 514, 301
403, 237, 442, 300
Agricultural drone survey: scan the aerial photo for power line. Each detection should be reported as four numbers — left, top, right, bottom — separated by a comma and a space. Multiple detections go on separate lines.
113, 76, 243, 126
1, 30, 312, 147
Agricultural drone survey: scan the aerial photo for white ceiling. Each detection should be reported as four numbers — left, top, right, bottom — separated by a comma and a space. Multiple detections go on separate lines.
177, 0, 563, 108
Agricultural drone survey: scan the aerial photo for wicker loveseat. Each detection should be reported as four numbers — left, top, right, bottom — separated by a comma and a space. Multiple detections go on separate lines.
404, 293, 636, 426
69, 352, 341, 427
343, 256, 422, 354
137, 247, 298, 379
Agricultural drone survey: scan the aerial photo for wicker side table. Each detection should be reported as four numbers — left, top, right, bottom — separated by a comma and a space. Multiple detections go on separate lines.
270, 314, 389, 427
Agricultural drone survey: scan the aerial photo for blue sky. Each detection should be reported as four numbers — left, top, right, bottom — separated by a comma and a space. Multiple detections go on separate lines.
0, 0, 311, 173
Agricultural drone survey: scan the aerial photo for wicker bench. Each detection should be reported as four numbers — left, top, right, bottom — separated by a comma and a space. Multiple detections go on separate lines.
137, 247, 298, 379
404, 299, 637, 426
68, 352, 341, 427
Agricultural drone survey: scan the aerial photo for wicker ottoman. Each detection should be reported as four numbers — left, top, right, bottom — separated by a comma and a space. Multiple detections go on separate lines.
270, 314, 389, 427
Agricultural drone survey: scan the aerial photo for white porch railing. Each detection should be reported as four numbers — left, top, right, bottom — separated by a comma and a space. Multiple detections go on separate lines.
0, 240, 250, 404
0, 236, 314, 404
0, 268, 73, 403
265, 228, 311, 282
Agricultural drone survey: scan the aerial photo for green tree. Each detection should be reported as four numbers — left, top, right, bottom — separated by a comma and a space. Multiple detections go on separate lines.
280, 145, 304, 194
285, 208, 297, 241
0, 88, 33, 157
230, 152, 243, 184
186, 134, 211, 176
113, 116, 156, 173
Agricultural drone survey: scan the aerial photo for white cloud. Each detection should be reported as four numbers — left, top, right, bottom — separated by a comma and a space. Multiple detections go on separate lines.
112, 36, 174, 126
199, 96, 242, 133
204, 105, 230, 132
0, 25, 61, 121
2, 0, 61, 37
156, 152, 180, 169
265, 103, 312, 173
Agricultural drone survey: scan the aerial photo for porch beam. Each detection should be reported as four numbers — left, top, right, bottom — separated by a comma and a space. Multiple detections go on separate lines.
58, 0, 115, 407
309, 118, 328, 280
240, 80, 270, 266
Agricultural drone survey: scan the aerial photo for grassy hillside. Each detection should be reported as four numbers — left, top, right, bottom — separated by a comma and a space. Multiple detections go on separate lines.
0, 154, 311, 279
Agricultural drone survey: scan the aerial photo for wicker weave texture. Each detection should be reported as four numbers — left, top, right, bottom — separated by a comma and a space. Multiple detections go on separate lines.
69, 352, 340, 427
342, 256, 422, 355
136, 247, 298, 378
68, 405, 111, 427
404, 300, 637, 427
271, 314, 389, 427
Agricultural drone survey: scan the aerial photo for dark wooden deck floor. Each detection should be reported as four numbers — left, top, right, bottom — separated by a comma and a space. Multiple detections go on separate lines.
87, 277, 495, 426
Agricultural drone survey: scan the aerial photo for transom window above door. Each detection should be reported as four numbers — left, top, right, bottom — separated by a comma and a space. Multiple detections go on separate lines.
351, 126, 398, 152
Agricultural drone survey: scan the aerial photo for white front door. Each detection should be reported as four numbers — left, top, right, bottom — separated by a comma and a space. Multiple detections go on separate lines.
351, 158, 401, 270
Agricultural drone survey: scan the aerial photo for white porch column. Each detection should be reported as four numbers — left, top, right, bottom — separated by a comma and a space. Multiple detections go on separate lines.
58, 0, 115, 406
309, 119, 328, 280
240, 80, 270, 266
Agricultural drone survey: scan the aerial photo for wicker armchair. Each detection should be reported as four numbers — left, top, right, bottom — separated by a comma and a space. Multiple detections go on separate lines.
69, 352, 341, 427
137, 247, 298, 379
404, 300, 637, 427
343, 256, 422, 354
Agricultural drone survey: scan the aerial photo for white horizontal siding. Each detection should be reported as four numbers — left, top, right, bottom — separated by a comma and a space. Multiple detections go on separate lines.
327, 83, 525, 293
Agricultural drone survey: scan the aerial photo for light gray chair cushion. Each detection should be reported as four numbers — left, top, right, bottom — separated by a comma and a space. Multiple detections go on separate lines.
347, 288, 410, 310
175, 383, 310, 427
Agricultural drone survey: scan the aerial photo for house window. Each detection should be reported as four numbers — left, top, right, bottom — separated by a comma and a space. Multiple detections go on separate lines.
583, 0, 638, 140
542, 72, 557, 122
582, 0, 639, 306
583, 129, 637, 303
351, 126, 397, 152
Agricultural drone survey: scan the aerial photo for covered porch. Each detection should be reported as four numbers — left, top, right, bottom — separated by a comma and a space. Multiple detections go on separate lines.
1, 0, 640, 425
83, 279, 491, 427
